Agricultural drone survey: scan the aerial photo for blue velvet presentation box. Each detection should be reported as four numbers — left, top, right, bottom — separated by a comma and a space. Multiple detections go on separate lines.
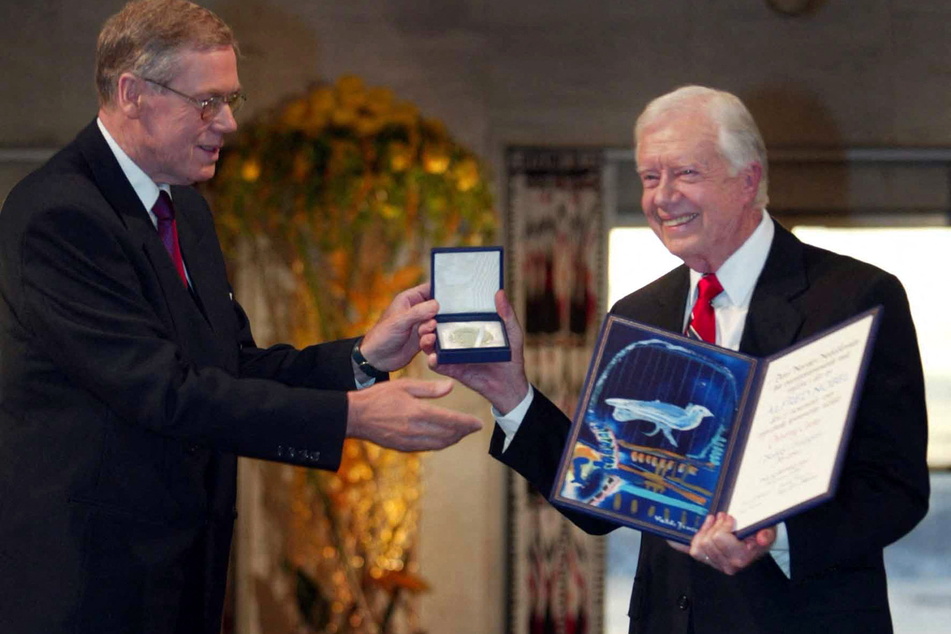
431, 246, 511, 364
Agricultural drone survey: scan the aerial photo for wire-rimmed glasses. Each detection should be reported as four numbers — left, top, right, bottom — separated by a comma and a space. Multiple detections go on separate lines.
142, 78, 246, 121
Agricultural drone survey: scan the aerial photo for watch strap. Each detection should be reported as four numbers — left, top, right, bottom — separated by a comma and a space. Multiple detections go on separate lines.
352, 337, 388, 380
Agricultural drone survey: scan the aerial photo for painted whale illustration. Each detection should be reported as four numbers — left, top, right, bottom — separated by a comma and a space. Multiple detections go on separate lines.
605, 398, 714, 447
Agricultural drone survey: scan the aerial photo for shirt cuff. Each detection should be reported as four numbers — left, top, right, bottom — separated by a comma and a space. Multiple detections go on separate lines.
769, 521, 790, 578
492, 385, 535, 452
354, 376, 376, 389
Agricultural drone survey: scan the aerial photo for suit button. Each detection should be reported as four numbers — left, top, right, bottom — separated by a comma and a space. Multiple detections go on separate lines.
677, 594, 690, 611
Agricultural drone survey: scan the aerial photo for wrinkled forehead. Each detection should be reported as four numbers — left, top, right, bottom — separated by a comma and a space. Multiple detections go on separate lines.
635, 114, 722, 167
167, 46, 241, 91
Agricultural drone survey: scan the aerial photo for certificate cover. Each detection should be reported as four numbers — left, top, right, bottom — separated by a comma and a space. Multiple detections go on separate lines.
550, 307, 881, 543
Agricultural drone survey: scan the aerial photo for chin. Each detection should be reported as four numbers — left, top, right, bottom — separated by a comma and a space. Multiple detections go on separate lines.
190, 166, 218, 184
660, 237, 693, 259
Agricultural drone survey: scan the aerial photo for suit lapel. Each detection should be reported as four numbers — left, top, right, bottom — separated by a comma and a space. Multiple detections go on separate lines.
614, 265, 691, 332
172, 188, 233, 333
78, 123, 192, 292
77, 122, 218, 330
655, 267, 691, 332
169, 188, 208, 308
79, 122, 156, 241
739, 221, 808, 357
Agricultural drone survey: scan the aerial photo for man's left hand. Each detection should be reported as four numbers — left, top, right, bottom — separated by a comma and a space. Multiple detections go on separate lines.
360, 283, 437, 372
668, 512, 776, 575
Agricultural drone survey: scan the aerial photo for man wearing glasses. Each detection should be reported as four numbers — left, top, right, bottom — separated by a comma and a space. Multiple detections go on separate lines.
0, 1, 482, 632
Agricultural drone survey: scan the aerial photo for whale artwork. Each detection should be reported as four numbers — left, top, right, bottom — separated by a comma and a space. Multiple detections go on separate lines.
605, 398, 714, 447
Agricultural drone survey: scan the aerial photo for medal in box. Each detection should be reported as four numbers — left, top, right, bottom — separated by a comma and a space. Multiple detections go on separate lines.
431, 246, 511, 364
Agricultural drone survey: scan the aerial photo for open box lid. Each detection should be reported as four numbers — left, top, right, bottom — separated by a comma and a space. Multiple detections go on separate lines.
431, 246, 503, 316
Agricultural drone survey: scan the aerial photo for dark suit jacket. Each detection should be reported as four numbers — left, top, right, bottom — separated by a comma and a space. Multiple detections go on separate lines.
492, 221, 929, 634
0, 121, 365, 633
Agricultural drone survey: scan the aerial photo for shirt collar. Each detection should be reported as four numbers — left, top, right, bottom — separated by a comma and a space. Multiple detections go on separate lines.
689, 208, 774, 308
96, 117, 169, 213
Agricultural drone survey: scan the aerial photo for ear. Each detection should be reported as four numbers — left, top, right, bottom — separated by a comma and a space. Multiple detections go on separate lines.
741, 161, 763, 203
115, 73, 145, 119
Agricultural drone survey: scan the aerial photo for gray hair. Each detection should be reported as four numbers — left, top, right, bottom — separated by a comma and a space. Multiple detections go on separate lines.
634, 86, 769, 208
96, 0, 238, 106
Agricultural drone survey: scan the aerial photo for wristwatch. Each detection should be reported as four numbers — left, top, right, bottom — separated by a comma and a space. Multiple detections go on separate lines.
352, 337, 388, 380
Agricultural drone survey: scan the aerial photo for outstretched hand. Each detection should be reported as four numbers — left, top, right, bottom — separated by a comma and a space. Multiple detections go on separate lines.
668, 512, 776, 576
346, 378, 483, 452
360, 282, 437, 372
419, 289, 530, 414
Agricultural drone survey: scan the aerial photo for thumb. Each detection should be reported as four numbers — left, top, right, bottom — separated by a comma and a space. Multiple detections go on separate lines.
399, 378, 455, 399
756, 527, 777, 548
392, 298, 439, 328
496, 289, 514, 321
495, 289, 523, 349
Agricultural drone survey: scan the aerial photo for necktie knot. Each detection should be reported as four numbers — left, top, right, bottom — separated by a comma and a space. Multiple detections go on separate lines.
152, 191, 187, 286
697, 273, 723, 304
152, 191, 175, 222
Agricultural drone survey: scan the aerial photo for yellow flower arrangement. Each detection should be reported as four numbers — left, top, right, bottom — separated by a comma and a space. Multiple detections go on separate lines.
206, 75, 497, 633
211, 74, 495, 344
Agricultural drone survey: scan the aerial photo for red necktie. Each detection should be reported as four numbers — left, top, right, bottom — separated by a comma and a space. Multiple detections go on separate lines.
152, 191, 188, 286
687, 273, 722, 343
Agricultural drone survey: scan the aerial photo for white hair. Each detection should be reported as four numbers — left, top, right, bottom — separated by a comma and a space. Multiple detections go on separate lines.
634, 85, 769, 208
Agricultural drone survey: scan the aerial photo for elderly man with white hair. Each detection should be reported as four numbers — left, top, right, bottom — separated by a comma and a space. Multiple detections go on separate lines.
421, 85, 929, 634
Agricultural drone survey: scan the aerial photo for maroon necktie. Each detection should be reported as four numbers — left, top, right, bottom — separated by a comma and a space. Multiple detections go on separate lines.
152, 191, 188, 286
686, 273, 722, 343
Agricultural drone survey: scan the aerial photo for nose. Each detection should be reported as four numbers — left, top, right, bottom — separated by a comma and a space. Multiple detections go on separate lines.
653, 173, 677, 208
211, 104, 239, 133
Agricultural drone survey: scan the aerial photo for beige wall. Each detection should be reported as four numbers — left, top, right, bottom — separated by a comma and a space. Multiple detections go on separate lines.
5, 1, 951, 173
3, 1, 951, 632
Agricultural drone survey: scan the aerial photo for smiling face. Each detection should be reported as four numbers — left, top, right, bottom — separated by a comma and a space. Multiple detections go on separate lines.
130, 46, 240, 185
636, 110, 762, 273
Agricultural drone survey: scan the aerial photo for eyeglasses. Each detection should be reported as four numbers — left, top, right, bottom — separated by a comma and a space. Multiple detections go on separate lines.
142, 78, 247, 121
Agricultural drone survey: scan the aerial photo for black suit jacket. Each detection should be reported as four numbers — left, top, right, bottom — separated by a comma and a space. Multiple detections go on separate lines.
493, 221, 929, 634
0, 121, 364, 633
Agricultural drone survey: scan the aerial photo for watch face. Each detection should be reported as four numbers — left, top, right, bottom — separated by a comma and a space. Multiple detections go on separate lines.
766, 0, 814, 15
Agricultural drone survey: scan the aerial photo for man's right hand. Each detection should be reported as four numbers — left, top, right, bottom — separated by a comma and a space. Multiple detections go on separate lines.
345, 378, 483, 452
419, 289, 531, 415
